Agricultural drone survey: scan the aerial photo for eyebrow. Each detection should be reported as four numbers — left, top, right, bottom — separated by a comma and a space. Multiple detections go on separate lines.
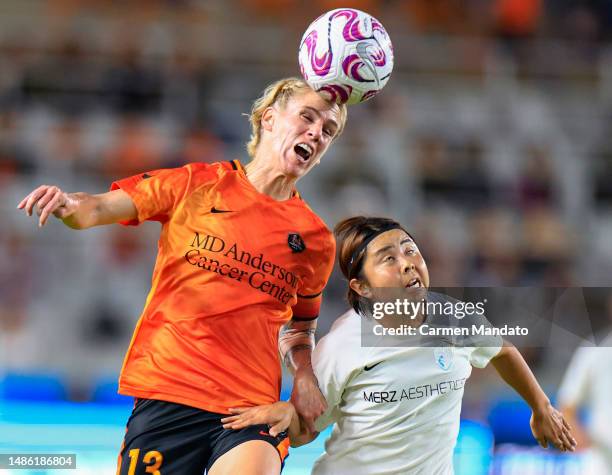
303, 106, 339, 131
373, 239, 414, 257
373, 245, 394, 257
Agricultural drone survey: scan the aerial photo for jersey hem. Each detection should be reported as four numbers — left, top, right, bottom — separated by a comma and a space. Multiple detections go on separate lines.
117, 385, 273, 415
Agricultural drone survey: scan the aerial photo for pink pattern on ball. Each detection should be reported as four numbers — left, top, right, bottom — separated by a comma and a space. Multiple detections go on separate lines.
303, 30, 332, 76
330, 9, 368, 42
361, 89, 379, 101
318, 84, 353, 104
369, 47, 386, 67
342, 54, 367, 82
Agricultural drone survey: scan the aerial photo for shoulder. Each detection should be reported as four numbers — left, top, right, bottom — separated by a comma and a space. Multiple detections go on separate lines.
315, 310, 362, 360
314, 310, 378, 388
296, 202, 336, 259
184, 160, 236, 182
293, 197, 333, 237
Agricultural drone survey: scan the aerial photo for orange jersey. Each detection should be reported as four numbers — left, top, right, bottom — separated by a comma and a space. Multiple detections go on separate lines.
111, 160, 335, 413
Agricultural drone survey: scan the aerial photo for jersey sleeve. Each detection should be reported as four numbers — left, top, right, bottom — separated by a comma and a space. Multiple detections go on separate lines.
557, 347, 593, 407
468, 343, 502, 368
461, 309, 503, 368
292, 232, 336, 321
110, 166, 193, 225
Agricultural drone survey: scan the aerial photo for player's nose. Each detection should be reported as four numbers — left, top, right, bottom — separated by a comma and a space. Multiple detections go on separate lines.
307, 122, 322, 142
401, 257, 416, 273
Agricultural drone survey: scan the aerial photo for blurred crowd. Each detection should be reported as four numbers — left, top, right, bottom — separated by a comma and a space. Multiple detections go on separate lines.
1, 0, 612, 404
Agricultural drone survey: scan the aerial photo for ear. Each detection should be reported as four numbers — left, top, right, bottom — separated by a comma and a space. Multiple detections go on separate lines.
349, 278, 371, 298
261, 107, 275, 133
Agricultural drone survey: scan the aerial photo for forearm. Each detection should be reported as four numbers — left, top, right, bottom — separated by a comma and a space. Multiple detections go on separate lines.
279, 319, 317, 374
491, 344, 550, 411
60, 192, 102, 229
62, 190, 136, 229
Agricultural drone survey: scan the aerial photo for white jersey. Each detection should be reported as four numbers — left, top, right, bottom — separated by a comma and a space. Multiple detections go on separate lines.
558, 334, 612, 474
311, 309, 502, 475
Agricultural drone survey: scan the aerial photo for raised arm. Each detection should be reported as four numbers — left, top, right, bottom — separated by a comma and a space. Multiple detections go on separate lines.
490, 343, 576, 451
17, 185, 137, 229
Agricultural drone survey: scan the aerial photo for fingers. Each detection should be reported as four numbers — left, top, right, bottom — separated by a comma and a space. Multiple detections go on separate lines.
39, 192, 63, 227
220, 415, 241, 424
35, 187, 57, 215
18, 185, 64, 222
17, 193, 30, 209
222, 419, 249, 430
559, 429, 576, 452
269, 421, 285, 437
302, 416, 316, 434
562, 417, 573, 434
221, 407, 260, 430
221, 414, 250, 430
25, 186, 53, 216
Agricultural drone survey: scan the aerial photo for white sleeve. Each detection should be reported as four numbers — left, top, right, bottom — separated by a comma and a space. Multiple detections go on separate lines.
459, 309, 503, 368
312, 334, 347, 432
557, 347, 593, 407
469, 342, 503, 368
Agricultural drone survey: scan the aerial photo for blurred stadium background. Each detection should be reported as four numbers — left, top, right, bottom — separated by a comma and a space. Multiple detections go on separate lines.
1, 0, 611, 473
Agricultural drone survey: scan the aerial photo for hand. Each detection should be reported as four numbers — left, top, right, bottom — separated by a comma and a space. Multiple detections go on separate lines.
291, 367, 327, 433
221, 402, 296, 437
17, 185, 76, 227
530, 403, 577, 452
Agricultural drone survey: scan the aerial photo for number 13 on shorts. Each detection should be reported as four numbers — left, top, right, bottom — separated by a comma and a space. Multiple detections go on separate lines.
120, 448, 163, 475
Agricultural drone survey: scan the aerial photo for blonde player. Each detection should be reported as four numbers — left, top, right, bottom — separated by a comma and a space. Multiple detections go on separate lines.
17, 78, 345, 475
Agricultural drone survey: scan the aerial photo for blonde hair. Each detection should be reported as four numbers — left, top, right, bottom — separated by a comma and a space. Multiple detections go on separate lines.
246, 77, 348, 158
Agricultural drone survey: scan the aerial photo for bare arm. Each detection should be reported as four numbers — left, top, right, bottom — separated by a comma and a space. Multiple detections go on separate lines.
490, 344, 576, 451
17, 185, 137, 229
279, 318, 327, 433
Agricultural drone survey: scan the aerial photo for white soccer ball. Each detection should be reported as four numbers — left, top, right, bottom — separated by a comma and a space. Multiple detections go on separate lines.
298, 8, 394, 105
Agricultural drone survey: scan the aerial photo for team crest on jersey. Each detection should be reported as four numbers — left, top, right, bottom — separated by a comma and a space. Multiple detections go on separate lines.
288, 233, 306, 253
434, 347, 455, 371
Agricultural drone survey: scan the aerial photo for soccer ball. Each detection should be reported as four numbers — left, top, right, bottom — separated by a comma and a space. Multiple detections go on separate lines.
298, 8, 394, 105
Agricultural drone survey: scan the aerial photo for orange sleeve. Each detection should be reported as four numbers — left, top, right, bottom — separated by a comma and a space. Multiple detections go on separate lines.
110, 166, 193, 225
292, 232, 336, 321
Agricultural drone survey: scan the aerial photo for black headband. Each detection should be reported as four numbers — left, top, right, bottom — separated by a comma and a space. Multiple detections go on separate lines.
347, 223, 404, 277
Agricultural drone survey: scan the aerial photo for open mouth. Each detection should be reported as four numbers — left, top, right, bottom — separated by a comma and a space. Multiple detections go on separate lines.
294, 143, 313, 162
406, 278, 422, 288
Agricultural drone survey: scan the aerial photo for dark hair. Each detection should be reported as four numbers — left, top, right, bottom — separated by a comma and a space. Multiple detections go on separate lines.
334, 216, 410, 313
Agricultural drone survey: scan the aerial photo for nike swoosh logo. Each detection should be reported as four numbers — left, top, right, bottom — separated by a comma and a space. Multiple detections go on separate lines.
364, 361, 383, 371
210, 207, 234, 214
259, 430, 287, 438
356, 41, 380, 87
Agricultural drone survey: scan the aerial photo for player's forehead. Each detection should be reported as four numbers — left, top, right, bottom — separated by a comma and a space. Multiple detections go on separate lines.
286, 90, 341, 121
367, 229, 414, 255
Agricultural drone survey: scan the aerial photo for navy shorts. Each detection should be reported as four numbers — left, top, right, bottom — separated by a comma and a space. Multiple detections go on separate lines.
116, 398, 289, 474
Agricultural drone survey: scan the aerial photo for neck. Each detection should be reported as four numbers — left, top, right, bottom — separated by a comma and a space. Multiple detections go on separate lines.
244, 155, 298, 201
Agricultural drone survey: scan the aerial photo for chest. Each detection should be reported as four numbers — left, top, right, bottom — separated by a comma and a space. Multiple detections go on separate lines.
162, 181, 324, 299
346, 348, 473, 409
